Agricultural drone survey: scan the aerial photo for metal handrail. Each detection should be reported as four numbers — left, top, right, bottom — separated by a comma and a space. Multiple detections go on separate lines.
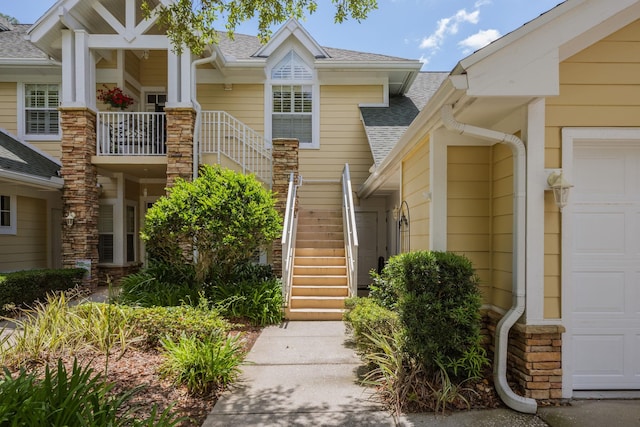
342, 164, 359, 296
281, 172, 300, 305
199, 111, 273, 187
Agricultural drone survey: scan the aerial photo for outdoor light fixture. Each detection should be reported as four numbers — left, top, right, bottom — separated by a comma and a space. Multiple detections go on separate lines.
547, 171, 573, 211
142, 50, 149, 60
392, 205, 399, 221
65, 212, 76, 227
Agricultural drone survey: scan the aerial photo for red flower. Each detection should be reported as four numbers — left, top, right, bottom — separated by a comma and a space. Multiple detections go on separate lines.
97, 85, 135, 110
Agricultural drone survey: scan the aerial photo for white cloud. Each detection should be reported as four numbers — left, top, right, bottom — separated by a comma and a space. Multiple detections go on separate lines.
474, 0, 492, 7
418, 8, 480, 51
458, 28, 501, 54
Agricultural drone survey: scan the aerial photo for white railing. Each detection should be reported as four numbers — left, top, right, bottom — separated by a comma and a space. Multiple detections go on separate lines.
281, 172, 300, 305
200, 111, 272, 187
342, 164, 359, 296
96, 112, 166, 155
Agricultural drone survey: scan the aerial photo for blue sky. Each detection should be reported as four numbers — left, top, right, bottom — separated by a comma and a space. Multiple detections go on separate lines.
2, 0, 562, 71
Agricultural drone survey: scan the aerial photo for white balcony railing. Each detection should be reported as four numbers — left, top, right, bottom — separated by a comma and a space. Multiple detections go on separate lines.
97, 112, 166, 156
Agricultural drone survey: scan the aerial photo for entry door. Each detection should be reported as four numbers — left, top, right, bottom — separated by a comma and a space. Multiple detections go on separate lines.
356, 211, 378, 289
570, 142, 640, 389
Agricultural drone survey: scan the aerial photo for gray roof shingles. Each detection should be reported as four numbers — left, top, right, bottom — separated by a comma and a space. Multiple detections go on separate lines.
0, 22, 48, 60
360, 72, 449, 166
0, 131, 61, 182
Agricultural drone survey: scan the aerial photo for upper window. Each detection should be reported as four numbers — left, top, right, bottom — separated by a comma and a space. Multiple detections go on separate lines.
24, 84, 59, 136
0, 195, 16, 235
269, 51, 317, 148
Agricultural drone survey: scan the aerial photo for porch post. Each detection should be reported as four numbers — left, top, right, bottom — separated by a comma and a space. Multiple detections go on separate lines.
271, 138, 299, 276
60, 107, 99, 289
165, 107, 196, 188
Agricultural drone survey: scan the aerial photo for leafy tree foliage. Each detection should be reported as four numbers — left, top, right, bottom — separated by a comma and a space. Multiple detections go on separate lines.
141, 165, 282, 282
142, 0, 378, 54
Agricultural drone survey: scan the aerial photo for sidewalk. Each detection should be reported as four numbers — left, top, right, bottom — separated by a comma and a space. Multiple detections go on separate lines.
202, 321, 640, 427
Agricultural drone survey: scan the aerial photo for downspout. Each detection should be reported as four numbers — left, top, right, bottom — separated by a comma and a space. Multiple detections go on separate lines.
191, 52, 217, 179
441, 104, 537, 414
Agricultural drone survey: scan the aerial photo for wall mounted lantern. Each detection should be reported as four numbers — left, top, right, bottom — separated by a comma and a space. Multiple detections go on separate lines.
546, 171, 573, 211
65, 212, 76, 227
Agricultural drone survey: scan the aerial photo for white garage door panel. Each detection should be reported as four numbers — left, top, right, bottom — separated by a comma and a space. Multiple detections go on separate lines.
571, 143, 640, 390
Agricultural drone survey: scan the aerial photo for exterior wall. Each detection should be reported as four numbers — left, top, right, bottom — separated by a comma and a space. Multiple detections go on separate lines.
401, 137, 430, 251
0, 196, 48, 271
544, 19, 640, 318
298, 85, 380, 208
0, 82, 18, 135
140, 50, 168, 88
490, 143, 514, 311
447, 146, 492, 300
198, 84, 265, 135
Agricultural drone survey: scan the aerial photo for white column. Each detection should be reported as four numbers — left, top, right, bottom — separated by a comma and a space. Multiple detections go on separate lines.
430, 129, 448, 251
61, 29, 76, 106
74, 30, 90, 107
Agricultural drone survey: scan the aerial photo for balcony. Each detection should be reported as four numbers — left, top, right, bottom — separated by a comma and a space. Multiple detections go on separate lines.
97, 112, 166, 156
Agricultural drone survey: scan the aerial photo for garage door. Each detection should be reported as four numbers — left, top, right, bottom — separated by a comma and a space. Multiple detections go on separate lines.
571, 142, 640, 390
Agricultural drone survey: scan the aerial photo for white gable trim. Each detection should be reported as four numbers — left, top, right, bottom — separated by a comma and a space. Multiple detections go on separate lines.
254, 19, 328, 59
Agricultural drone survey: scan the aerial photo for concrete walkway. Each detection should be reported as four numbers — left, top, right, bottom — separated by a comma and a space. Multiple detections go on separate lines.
203, 320, 640, 427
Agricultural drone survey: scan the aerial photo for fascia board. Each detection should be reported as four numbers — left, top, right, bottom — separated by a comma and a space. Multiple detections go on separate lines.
0, 170, 63, 190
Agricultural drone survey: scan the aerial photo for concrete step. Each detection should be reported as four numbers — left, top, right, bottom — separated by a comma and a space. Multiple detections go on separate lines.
295, 248, 345, 257
292, 275, 348, 286
294, 256, 346, 267
293, 265, 347, 276
296, 240, 344, 249
284, 308, 345, 321
290, 285, 349, 297
290, 296, 346, 310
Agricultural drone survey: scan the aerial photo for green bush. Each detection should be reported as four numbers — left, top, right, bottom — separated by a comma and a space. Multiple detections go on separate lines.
160, 332, 245, 395
378, 251, 488, 379
208, 276, 283, 326
343, 297, 400, 356
0, 359, 182, 426
142, 165, 282, 283
126, 302, 231, 348
0, 268, 85, 313
118, 268, 200, 307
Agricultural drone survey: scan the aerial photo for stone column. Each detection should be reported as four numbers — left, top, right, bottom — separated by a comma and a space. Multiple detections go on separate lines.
60, 107, 99, 289
165, 107, 196, 188
271, 138, 299, 276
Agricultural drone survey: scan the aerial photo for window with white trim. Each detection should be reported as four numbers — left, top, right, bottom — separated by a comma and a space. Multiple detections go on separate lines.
24, 84, 59, 136
98, 204, 114, 263
270, 51, 316, 147
0, 195, 17, 235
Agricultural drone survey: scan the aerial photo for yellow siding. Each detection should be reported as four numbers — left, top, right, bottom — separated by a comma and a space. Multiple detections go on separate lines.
543, 18, 640, 318
0, 82, 18, 135
97, 53, 118, 69
490, 143, 513, 311
0, 197, 47, 271
401, 137, 430, 251
140, 51, 168, 87
447, 146, 491, 300
198, 84, 265, 135
299, 85, 380, 208
125, 179, 138, 201
125, 51, 141, 83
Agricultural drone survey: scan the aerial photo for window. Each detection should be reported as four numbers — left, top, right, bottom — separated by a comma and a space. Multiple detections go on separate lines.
269, 51, 316, 147
0, 195, 16, 235
98, 204, 114, 263
24, 84, 59, 136
126, 205, 136, 263
272, 85, 312, 143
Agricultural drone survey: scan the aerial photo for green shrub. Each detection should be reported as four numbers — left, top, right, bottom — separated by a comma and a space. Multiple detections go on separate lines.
160, 332, 245, 395
141, 165, 282, 283
369, 270, 400, 310
378, 251, 488, 379
208, 276, 283, 326
0, 268, 85, 313
343, 297, 400, 356
118, 268, 200, 307
0, 359, 182, 426
126, 302, 231, 348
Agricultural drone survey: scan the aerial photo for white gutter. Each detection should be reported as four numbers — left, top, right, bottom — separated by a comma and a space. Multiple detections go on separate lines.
190, 52, 217, 179
440, 104, 537, 415
0, 170, 63, 190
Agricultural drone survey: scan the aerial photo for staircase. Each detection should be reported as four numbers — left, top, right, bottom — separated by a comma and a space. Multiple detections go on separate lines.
285, 209, 349, 321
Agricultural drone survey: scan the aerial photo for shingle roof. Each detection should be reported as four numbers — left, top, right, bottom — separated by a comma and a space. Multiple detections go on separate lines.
216, 32, 415, 62
0, 23, 48, 59
0, 130, 61, 182
360, 72, 449, 166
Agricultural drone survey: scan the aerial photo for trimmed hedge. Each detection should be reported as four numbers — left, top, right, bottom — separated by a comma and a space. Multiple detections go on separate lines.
0, 268, 86, 312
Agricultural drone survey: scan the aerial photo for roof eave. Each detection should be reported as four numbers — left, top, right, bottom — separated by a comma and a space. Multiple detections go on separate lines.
0, 169, 63, 190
